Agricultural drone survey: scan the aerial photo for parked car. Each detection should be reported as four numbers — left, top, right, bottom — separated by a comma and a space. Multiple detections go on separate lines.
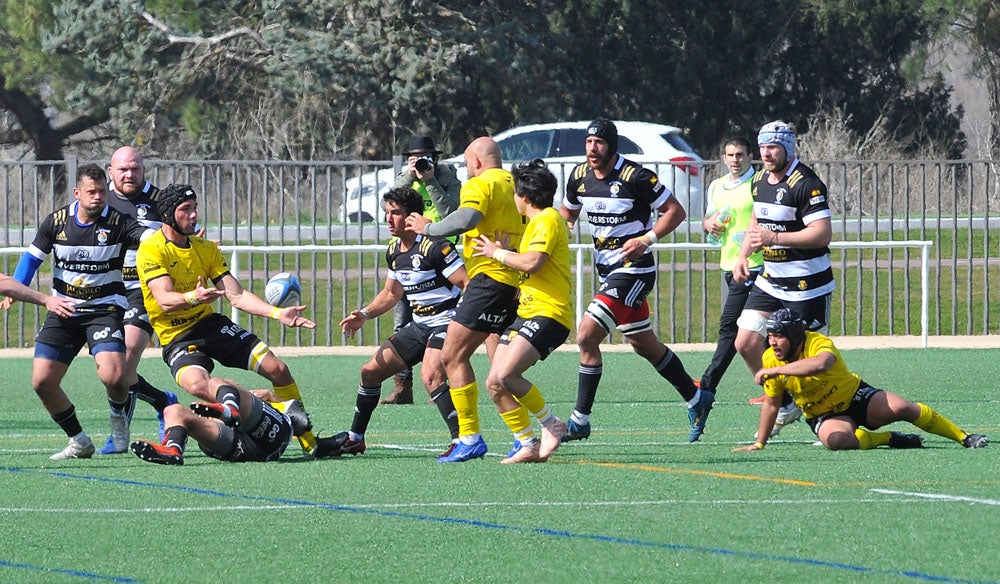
341, 120, 705, 223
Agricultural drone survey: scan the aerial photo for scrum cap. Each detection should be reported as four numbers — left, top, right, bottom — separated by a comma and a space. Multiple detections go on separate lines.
587, 117, 619, 154
764, 307, 807, 349
158, 184, 197, 232
757, 120, 796, 160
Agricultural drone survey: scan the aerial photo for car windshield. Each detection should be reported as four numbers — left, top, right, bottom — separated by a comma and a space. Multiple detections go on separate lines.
661, 132, 697, 155
498, 130, 555, 161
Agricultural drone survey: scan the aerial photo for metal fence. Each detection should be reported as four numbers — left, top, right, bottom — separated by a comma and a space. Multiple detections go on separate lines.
1, 157, 998, 348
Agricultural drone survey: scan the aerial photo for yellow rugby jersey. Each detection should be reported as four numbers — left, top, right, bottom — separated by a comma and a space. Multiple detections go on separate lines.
762, 331, 862, 418
137, 230, 230, 345
517, 207, 573, 329
459, 167, 524, 286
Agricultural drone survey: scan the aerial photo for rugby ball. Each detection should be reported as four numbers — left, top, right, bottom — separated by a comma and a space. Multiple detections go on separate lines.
264, 272, 301, 308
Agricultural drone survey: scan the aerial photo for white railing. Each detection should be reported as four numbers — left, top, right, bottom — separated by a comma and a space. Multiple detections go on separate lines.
227, 240, 934, 348
0, 240, 937, 348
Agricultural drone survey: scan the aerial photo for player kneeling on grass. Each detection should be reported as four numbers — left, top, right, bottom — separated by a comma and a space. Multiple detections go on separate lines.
131, 383, 311, 465
734, 308, 988, 453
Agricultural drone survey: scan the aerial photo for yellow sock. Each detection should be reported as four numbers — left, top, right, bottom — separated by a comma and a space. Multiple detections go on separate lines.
855, 428, 891, 449
912, 403, 966, 444
515, 385, 551, 421
450, 381, 480, 437
500, 406, 535, 443
273, 381, 316, 452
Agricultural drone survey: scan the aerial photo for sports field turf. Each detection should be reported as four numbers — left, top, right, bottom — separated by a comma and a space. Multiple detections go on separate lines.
1, 348, 996, 583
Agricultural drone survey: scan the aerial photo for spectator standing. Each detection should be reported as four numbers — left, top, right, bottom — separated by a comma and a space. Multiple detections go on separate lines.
693, 137, 763, 441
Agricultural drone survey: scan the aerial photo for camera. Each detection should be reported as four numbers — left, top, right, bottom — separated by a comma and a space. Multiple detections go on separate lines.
414, 156, 434, 173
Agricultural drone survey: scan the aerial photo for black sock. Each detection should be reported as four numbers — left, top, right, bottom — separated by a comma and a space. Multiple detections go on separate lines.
654, 349, 697, 402
52, 405, 84, 437
575, 363, 602, 415
108, 391, 137, 418
215, 385, 241, 412
430, 383, 459, 440
163, 425, 188, 451
133, 375, 171, 411
350, 385, 381, 435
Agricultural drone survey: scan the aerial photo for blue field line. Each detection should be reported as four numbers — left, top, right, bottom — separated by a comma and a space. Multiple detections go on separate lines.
5, 467, 996, 584
0, 559, 139, 583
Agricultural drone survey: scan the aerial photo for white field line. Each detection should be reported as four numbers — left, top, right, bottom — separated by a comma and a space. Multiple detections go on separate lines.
0, 498, 921, 514
871, 488, 1000, 506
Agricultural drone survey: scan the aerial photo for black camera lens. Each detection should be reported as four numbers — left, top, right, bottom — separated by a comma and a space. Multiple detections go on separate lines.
414, 156, 433, 172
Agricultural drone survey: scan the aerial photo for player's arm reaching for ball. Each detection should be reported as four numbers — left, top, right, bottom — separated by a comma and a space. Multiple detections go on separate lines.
340, 278, 405, 337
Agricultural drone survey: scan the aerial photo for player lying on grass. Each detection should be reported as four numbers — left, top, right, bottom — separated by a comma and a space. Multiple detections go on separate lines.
131, 384, 311, 465
137, 184, 333, 458
734, 308, 989, 452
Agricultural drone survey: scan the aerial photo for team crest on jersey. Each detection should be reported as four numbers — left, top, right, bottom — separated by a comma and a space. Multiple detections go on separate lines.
609, 181, 622, 197
798, 280, 808, 291
411, 255, 423, 270
96, 228, 111, 245
136, 205, 150, 219
775, 188, 787, 204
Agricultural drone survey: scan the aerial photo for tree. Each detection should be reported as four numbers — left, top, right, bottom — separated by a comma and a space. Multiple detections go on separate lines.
0, 0, 974, 161
0, 0, 108, 160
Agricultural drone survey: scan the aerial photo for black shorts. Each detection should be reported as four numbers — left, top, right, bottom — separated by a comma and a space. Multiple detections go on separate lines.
388, 321, 447, 367
34, 309, 125, 363
500, 316, 570, 361
122, 288, 154, 335
744, 288, 831, 331
200, 399, 291, 462
162, 313, 269, 378
805, 382, 881, 434
451, 274, 518, 334
596, 270, 656, 310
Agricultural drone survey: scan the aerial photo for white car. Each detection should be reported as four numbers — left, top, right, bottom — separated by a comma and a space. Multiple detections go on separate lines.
341, 120, 705, 222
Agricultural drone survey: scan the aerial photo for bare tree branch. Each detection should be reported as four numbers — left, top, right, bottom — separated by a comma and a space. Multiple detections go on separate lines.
141, 11, 269, 49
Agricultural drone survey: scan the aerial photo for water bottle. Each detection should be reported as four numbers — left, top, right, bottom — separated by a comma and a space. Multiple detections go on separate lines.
707, 206, 731, 246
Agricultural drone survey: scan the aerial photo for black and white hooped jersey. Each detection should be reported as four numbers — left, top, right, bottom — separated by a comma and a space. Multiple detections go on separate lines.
564, 156, 673, 278
386, 235, 464, 328
26, 202, 147, 312
106, 181, 164, 291
751, 160, 835, 301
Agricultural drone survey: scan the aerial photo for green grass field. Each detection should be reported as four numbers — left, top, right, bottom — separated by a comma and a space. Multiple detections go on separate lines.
1, 348, 996, 583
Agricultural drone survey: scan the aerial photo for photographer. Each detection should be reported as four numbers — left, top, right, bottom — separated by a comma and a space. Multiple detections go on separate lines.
383, 136, 461, 404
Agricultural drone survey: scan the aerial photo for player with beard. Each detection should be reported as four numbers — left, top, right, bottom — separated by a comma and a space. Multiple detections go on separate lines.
136, 184, 335, 458
559, 117, 710, 443
10, 164, 150, 459
94, 146, 179, 453
734, 308, 988, 452
733, 121, 835, 439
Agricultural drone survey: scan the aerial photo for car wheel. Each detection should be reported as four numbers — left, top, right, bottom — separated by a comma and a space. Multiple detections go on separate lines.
348, 212, 374, 223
